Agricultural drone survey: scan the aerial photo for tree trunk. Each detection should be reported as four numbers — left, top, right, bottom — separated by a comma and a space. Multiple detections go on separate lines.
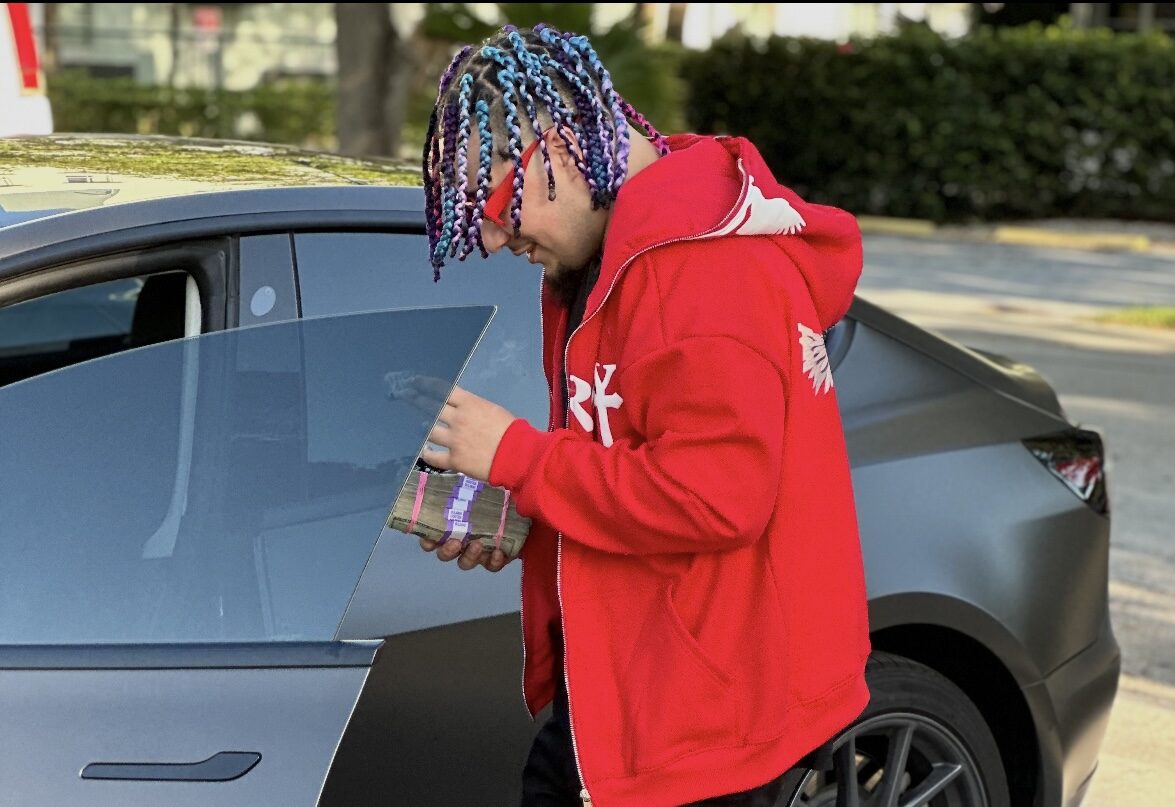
666, 3, 688, 44
40, 3, 59, 73
335, 3, 409, 158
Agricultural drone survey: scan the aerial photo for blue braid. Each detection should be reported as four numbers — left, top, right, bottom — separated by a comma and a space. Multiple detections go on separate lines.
504, 33, 556, 200
507, 31, 595, 201
432, 101, 461, 267
482, 46, 528, 235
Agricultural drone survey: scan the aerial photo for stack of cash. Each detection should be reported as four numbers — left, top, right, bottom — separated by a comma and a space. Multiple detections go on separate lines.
388, 466, 530, 559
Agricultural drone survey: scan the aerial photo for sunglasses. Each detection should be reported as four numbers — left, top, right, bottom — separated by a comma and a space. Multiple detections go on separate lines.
478, 134, 543, 230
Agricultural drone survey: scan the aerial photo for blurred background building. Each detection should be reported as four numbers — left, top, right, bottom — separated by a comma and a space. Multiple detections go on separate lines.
28, 3, 1175, 92
8, 2, 1174, 226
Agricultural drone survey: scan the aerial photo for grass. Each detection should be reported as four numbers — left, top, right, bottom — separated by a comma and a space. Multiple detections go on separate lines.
1095, 306, 1175, 329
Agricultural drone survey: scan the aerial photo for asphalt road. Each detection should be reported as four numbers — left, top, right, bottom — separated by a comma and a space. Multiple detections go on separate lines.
858, 233, 1175, 806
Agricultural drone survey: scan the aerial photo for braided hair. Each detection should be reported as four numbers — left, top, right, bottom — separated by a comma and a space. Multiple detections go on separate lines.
423, 24, 669, 279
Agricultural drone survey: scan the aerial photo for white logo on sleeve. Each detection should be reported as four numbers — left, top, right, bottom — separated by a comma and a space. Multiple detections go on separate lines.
798, 324, 834, 395
568, 363, 624, 447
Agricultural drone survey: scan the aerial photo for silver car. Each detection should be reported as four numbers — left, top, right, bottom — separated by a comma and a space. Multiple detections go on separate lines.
0, 135, 1119, 807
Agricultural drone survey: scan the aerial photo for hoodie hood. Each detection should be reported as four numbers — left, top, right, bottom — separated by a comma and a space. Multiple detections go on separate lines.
598, 134, 862, 330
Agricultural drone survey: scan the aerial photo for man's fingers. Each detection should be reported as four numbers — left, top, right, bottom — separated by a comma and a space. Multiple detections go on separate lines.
428, 422, 453, 445
421, 536, 508, 572
420, 445, 453, 470
446, 385, 472, 405
436, 538, 463, 562
457, 540, 484, 571
411, 376, 455, 401
483, 548, 508, 572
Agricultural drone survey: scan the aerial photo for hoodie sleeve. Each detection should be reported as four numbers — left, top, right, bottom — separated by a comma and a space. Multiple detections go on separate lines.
488, 254, 788, 556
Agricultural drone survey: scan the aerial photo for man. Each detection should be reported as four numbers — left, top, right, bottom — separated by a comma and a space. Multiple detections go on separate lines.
419, 24, 871, 807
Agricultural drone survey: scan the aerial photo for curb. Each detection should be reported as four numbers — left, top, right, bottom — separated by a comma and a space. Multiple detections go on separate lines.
857, 216, 1175, 255
992, 226, 1151, 253
855, 216, 937, 237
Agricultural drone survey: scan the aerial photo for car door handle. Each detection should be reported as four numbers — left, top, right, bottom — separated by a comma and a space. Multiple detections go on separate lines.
81, 751, 261, 782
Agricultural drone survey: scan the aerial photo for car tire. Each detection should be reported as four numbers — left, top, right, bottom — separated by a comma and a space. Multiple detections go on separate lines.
779, 652, 1011, 807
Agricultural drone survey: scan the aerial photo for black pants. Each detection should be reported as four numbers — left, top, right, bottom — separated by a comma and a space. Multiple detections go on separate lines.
521, 684, 789, 807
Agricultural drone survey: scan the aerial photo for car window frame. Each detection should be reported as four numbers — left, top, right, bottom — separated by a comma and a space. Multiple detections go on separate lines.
0, 238, 229, 333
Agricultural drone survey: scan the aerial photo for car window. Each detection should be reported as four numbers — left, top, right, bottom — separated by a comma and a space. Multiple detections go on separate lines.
294, 232, 547, 429
238, 233, 298, 327
0, 306, 492, 644
0, 271, 196, 387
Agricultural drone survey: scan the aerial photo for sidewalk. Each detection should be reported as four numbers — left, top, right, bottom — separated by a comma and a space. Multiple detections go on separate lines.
857, 215, 1175, 257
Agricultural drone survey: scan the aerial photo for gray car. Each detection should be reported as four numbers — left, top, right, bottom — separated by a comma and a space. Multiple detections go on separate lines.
0, 135, 1119, 807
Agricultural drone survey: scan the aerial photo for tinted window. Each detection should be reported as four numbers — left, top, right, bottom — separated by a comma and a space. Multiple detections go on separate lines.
239, 234, 299, 327
295, 232, 547, 429
0, 307, 492, 644
0, 272, 189, 387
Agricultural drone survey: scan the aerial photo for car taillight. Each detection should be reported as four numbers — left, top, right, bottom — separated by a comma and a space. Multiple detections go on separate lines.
1023, 429, 1109, 515
7, 3, 43, 93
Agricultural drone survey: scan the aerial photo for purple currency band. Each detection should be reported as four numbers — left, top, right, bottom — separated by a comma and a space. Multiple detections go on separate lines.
443, 475, 485, 546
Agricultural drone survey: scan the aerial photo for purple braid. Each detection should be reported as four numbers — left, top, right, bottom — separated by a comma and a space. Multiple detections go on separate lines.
437, 45, 472, 98
449, 73, 475, 260
621, 99, 670, 156
566, 34, 632, 194
422, 103, 441, 254
541, 30, 611, 206
463, 99, 494, 260
562, 33, 620, 195
426, 46, 473, 275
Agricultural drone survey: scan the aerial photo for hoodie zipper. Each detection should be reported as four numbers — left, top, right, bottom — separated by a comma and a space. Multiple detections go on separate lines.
547, 157, 755, 804
555, 238, 685, 807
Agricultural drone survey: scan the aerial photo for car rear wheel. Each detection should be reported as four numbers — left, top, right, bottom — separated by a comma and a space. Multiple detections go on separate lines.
778, 652, 1011, 807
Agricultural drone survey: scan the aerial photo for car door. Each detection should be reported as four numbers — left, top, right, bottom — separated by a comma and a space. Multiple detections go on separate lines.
292, 231, 548, 806
0, 304, 494, 806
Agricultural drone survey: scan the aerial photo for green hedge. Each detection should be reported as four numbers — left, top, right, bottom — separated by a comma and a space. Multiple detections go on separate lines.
47, 71, 336, 149
682, 24, 1175, 223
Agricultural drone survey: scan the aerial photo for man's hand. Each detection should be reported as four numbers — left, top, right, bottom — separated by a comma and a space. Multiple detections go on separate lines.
416, 384, 518, 572
419, 536, 511, 572
421, 385, 516, 482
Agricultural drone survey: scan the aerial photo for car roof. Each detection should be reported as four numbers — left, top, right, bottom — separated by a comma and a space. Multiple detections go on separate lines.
0, 135, 428, 272
0, 134, 422, 229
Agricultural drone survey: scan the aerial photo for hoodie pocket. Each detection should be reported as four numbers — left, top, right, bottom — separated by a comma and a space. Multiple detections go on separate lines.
621, 585, 744, 774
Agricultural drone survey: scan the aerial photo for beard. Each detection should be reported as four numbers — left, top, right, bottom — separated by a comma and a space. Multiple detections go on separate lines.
546, 255, 601, 306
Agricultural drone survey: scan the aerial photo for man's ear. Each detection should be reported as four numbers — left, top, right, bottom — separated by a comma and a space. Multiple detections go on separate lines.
543, 125, 583, 168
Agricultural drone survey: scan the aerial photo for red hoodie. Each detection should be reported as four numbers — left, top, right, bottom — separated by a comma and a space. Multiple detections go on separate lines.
488, 134, 871, 806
